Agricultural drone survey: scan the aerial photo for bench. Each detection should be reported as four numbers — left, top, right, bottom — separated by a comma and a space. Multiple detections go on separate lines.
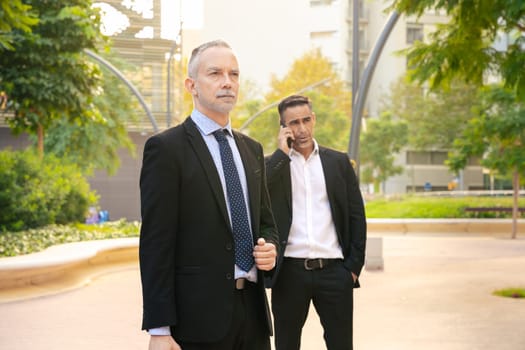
464, 207, 525, 213
464, 207, 525, 218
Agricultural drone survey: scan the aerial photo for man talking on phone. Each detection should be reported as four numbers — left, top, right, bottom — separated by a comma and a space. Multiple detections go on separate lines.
265, 94, 367, 350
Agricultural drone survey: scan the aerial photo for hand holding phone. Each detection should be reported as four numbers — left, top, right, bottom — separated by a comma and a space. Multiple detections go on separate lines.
280, 122, 293, 148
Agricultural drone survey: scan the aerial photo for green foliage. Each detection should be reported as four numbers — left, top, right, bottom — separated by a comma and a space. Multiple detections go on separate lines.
0, 148, 98, 232
365, 195, 525, 219
360, 111, 408, 192
0, 0, 107, 149
383, 76, 478, 149
0, 220, 140, 257
43, 50, 141, 175
446, 85, 525, 238
447, 85, 525, 177
493, 287, 525, 299
240, 49, 351, 153
0, 0, 38, 50
390, 0, 525, 101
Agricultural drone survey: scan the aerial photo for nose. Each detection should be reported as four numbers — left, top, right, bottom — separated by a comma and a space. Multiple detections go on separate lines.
297, 121, 307, 133
220, 73, 233, 88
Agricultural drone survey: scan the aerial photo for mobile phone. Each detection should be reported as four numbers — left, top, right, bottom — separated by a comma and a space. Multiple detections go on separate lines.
280, 122, 293, 148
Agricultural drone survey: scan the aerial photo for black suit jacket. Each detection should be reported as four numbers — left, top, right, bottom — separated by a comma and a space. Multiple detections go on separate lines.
139, 117, 279, 342
265, 147, 366, 287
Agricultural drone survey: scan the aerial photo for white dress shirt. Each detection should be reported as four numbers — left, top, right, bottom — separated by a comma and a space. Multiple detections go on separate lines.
284, 140, 343, 259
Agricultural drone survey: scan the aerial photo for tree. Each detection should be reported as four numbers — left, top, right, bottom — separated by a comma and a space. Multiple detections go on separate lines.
42, 50, 141, 175
360, 111, 408, 193
239, 49, 352, 153
0, 0, 107, 157
0, 0, 38, 50
383, 76, 478, 150
391, 0, 525, 101
447, 85, 525, 239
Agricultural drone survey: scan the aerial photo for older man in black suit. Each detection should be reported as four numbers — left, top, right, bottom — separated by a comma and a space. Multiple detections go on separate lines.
139, 39, 278, 350
265, 95, 366, 350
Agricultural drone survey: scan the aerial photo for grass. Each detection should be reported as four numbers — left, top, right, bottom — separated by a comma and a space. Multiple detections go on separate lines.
365, 194, 525, 219
493, 288, 525, 299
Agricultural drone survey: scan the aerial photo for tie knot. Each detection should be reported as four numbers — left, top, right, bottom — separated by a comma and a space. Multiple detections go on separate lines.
213, 129, 229, 143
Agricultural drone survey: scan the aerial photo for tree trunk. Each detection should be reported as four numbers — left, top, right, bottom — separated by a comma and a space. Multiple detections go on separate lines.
511, 170, 519, 239
37, 123, 44, 159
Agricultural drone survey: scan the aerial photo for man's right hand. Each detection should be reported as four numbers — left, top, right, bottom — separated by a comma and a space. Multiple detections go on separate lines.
148, 335, 180, 350
278, 125, 294, 153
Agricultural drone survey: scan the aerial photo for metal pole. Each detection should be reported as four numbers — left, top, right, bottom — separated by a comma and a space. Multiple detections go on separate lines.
166, 41, 178, 128
168, 1, 184, 127
348, 11, 399, 177
352, 0, 359, 106
84, 49, 159, 133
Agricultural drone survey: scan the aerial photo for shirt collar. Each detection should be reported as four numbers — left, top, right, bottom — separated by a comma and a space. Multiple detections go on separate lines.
190, 109, 233, 136
290, 139, 319, 158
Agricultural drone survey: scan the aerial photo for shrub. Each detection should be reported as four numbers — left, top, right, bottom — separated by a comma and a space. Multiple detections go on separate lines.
0, 148, 98, 232
0, 220, 140, 257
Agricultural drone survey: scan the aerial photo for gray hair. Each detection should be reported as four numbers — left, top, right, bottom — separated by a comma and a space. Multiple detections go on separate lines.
187, 39, 232, 78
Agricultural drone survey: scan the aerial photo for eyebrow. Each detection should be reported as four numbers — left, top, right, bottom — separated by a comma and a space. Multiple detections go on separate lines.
289, 115, 312, 123
205, 66, 239, 73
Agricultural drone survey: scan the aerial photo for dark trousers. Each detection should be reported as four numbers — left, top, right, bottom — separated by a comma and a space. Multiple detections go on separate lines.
178, 282, 271, 350
272, 258, 354, 350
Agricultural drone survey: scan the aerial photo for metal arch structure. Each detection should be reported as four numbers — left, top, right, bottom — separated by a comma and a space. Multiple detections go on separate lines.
239, 78, 332, 132
84, 49, 159, 133
348, 11, 400, 177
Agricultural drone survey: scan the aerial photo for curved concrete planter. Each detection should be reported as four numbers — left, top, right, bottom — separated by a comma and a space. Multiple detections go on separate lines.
0, 219, 523, 302
367, 218, 525, 236
0, 238, 138, 303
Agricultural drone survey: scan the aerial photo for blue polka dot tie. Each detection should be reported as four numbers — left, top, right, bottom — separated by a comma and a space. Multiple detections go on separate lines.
213, 129, 254, 272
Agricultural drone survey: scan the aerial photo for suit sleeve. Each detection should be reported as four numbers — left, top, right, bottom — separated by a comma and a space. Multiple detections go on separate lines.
139, 135, 179, 330
343, 156, 367, 283
265, 149, 290, 185
256, 144, 280, 249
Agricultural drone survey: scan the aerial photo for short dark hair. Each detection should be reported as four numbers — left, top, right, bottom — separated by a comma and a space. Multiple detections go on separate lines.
188, 39, 232, 78
277, 95, 312, 118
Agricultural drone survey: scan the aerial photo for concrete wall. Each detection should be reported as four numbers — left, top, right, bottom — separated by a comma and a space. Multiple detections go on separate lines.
89, 131, 152, 221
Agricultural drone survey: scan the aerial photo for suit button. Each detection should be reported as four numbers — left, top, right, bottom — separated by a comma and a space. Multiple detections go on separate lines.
225, 243, 232, 251
281, 240, 287, 245
226, 273, 232, 280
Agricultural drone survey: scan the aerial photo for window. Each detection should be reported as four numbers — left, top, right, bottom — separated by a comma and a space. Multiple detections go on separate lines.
430, 151, 447, 165
467, 156, 481, 166
310, 31, 336, 40
407, 151, 429, 165
406, 23, 423, 44
406, 151, 448, 165
359, 29, 367, 50
310, 0, 335, 6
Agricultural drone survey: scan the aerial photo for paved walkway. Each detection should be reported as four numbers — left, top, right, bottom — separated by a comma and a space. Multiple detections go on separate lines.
1, 235, 524, 350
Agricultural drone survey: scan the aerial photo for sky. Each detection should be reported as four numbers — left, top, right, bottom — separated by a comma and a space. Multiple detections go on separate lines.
93, 0, 203, 39
161, 0, 203, 39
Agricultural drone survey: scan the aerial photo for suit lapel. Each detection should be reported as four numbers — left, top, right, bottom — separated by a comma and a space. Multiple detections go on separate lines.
319, 147, 345, 241
183, 118, 231, 229
319, 147, 337, 216
284, 164, 292, 213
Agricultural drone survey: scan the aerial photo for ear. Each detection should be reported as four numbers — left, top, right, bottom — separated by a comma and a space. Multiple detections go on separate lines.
184, 77, 197, 96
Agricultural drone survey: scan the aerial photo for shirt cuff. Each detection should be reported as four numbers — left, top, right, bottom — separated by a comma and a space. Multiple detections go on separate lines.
148, 326, 171, 336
